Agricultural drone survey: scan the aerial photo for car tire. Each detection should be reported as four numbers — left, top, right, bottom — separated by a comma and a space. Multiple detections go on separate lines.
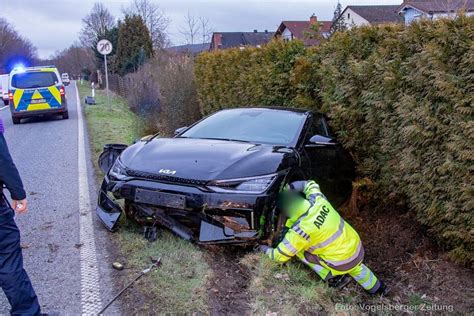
12, 117, 21, 124
62, 111, 69, 120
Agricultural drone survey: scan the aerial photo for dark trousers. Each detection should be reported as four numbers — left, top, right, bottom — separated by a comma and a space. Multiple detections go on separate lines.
0, 201, 40, 315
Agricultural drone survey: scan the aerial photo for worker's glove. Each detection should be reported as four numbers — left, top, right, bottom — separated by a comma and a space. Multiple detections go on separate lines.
258, 245, 272, 255
303, 180, 320, 196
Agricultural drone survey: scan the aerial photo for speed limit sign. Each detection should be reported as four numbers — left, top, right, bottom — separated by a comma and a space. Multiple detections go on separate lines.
97, 39, 113, 55
97, 39, 113, 106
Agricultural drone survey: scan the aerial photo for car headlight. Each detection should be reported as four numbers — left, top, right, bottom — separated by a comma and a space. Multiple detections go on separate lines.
109, 158, 128, 180
207, 174, 277, 194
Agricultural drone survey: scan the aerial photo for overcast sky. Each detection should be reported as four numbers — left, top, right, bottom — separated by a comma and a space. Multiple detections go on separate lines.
1, 0, 401, 59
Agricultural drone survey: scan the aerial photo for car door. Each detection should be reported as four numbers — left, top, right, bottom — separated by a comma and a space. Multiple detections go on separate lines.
301, 113, 354, 206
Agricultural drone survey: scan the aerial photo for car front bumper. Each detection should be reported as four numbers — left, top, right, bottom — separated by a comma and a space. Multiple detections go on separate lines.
96, 175, 283, 244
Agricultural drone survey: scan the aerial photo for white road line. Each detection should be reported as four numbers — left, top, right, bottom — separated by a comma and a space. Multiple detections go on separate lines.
0, 105, 8, 111
76, 81, 103, 314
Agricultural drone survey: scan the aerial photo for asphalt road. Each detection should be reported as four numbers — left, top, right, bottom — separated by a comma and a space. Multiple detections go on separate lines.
0, 83, 119, 314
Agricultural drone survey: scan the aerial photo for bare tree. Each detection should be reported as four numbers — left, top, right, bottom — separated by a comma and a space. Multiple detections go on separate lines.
123, 0, 170, 49
0, 18, 37, 72
80, 2, 116, 47
50, 43, 95, 77
435, 0, 469, 17
180, 12, 200, 45
199, 17, 213, 44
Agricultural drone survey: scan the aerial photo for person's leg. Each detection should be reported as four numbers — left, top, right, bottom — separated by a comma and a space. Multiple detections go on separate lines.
348, 263, 385, 294
296, 251, 333, 281
0, 212, 41, 315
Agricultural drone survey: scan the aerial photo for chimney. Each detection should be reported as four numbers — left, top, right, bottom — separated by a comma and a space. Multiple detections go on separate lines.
254, 29, 258, 33
310, 14, 317, 25
213, 33, 222, 50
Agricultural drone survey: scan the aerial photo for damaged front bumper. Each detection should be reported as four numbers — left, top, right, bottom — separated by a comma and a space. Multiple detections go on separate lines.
96, 175, 280, 244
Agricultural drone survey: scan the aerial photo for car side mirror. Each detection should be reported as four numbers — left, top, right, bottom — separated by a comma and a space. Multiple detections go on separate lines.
305, 135, 337, 148
98, 143, 128, 173
174, 126, 188, 136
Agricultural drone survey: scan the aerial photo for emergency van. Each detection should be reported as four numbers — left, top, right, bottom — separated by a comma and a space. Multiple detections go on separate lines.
0, 74, 8, 106
8, 66, 68, 124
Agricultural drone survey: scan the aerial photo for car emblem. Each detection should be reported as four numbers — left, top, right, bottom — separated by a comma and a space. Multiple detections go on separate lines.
159, 169, 176, 175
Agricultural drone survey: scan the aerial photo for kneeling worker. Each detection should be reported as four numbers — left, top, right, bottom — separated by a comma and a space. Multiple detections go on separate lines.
260, 180, 387, 295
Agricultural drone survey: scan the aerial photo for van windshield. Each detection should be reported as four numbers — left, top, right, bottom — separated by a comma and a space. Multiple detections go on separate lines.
11, 72, 58, 89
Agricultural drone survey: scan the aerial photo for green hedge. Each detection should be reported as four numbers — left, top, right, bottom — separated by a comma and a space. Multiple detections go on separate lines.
195, 16, 473, 266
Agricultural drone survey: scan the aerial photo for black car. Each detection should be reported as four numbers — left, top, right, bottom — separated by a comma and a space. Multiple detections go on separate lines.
96, 108, 355, 244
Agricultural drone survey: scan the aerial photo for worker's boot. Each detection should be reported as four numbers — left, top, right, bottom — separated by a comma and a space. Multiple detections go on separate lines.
372, 280, 390, 296
328, 274, 351, 289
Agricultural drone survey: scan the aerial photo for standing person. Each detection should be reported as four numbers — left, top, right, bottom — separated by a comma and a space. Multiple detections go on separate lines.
0, 118, 41, 315
260, 180, 388, 295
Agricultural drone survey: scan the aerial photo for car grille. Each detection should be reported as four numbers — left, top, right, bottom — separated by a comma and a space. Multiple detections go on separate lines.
126, 169, 208, 186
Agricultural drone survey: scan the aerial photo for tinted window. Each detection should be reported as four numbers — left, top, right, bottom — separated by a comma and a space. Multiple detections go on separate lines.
11, 72, 58, 89
181, 109, 306, 145
309, 115, 330, 137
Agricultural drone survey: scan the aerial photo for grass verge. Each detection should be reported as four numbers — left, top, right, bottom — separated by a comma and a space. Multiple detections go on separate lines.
241, 253, 365, 314
78, 82, 211, 313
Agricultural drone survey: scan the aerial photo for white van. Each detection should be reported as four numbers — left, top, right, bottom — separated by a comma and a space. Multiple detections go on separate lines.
0, 74, 9, 105
61, 73, 70, 86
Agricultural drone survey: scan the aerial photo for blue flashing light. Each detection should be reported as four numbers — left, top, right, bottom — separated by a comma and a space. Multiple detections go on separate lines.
13, 64, 26, 73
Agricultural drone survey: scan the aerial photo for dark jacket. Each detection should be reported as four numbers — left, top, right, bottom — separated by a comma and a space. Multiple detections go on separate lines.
0, 132, 26, 200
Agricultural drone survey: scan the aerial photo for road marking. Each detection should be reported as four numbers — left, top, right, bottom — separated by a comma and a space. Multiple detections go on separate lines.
0, 105, 8, 111
75, 81, 103, 314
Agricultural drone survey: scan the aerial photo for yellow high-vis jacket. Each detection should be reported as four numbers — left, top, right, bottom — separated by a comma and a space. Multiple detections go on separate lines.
267, 181, 364, 272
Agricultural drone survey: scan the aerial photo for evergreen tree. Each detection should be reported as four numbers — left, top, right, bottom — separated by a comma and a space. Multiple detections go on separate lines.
330, 1, 346, 34
116, 15, 153, 75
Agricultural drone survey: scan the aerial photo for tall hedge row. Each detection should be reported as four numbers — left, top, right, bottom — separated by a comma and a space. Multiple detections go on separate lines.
195, 16, 473, 266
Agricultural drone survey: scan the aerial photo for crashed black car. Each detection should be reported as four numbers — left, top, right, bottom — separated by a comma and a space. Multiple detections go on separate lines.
96, 108, 355, 244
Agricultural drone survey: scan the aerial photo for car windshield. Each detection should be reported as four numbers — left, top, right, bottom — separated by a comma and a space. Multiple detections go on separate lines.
180, 109, 306, 146
11, 71, 58, 89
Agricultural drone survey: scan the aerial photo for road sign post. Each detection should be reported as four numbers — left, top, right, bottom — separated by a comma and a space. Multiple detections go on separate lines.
96, 39, 113, 106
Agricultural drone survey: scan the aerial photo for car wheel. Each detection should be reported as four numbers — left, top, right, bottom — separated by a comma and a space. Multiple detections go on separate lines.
62, 111, 69, 120
12, 117, 21, 124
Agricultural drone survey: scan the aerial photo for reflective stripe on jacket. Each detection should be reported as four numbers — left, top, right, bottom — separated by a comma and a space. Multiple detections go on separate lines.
268, 181, 363, 272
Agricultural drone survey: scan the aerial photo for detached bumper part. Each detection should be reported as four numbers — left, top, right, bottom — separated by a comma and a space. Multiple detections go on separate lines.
96, 180, 123, 231
199, 221, 235, 242
199, 220, 258, 243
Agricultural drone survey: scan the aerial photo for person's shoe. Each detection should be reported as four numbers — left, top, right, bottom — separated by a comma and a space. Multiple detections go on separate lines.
328, 274, 351, 289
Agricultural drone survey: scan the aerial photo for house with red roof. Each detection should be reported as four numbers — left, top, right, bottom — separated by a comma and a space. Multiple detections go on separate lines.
274, 15, 332, 46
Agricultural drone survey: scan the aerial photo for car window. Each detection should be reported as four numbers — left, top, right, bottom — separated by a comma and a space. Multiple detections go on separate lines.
309, 115, 330, 137
181, 109, 306, 146
11, 72, 58, 89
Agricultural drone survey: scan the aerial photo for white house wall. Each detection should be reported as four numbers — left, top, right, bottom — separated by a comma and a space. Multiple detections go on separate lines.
282, 28, 293, 41
343, 8, 370, 28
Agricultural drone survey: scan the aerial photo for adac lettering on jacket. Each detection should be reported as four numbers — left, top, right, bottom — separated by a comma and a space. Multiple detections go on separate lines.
314, 205, 330, 229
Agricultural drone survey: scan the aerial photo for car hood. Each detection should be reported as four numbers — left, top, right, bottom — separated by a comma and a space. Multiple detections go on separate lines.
120, 138, 298, 181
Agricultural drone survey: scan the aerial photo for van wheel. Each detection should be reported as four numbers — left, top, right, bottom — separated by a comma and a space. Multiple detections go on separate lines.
12, 117, 21, 124
62, 111, 69, 120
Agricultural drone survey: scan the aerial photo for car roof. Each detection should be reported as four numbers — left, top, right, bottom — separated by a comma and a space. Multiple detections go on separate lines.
10, 66, 59, 75
219, 107, 314, 115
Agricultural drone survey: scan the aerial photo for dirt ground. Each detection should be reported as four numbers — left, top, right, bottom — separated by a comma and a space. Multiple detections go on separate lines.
342, 190, 474, 313
204, 246, 252, 314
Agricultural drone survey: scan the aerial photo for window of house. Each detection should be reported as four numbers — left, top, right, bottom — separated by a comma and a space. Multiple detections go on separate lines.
348, 13, 351, 19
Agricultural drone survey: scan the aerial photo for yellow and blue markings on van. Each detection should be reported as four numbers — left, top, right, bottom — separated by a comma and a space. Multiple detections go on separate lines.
11, 85, 62, 112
